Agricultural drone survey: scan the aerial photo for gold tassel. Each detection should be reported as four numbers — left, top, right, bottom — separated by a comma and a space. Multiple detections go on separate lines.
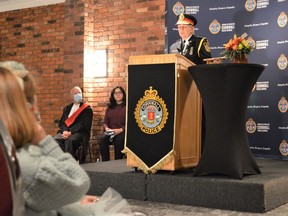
123, 147, 176, 174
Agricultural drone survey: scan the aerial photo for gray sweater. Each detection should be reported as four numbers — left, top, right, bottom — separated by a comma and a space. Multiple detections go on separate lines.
17, 135, 90, 216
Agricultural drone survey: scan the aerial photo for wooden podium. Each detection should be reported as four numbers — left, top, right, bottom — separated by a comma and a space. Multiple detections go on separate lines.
124, 54, 202, 173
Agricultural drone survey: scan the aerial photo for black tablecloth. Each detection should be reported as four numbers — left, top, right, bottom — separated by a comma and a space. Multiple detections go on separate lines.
188, 63, 264, 179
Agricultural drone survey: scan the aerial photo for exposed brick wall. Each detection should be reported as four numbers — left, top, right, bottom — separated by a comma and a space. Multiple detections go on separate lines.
0, 3, 66, 133
0, 0, 165, 161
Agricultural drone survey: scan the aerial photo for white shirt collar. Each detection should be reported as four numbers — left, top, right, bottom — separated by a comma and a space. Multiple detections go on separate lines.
68, 103, 80, 117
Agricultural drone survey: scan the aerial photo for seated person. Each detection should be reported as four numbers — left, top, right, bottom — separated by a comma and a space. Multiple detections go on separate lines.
0, 62, 135, 216
0, 65, 95, 215
54, 86, 93, 162
99, 86, 126, 161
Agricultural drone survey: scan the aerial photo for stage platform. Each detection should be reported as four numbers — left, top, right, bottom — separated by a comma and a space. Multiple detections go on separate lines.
81, 158, 288, 213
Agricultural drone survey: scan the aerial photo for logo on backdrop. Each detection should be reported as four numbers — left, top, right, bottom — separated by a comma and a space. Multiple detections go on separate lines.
279, 140, 288, 156
278, 97, 288, 113
277, 54, 288, 70
255, 81, 269, 91
134, 86, 168, 134
246, 118, 257, 133
278, 12, 287, 28
173, 2, 185, 15
245, 0, 257, 12
209, 20, 221, 34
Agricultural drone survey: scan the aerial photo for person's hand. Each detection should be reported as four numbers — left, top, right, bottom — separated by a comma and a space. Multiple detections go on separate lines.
80, 195, 99, 205
31, 123, 47, 145
105, 127, 111, 132
114, 128, 123, 135
61, 131, 71, 139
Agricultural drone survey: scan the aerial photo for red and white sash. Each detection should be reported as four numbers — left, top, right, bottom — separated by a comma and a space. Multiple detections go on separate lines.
65, 103, 89, 127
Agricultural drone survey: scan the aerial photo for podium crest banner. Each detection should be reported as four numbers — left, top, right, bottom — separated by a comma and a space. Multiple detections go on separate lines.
124, 63, 176, 173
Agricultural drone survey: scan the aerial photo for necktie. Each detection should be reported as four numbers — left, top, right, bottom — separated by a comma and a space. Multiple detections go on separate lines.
183, 40, 188, 54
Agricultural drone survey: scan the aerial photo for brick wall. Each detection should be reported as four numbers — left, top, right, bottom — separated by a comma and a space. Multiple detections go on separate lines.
0, 0, 165, 160
0, 3, 67, 131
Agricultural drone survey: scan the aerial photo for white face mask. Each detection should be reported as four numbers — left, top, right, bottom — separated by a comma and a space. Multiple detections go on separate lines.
73, 93, 82, 103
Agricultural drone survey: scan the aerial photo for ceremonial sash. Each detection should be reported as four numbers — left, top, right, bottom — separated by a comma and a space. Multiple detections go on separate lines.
65, 103, 89, 127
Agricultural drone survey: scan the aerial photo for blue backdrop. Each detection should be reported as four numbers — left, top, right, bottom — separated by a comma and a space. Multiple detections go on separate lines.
165, 0, 288, 160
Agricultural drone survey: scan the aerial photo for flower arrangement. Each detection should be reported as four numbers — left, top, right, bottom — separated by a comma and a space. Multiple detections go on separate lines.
221, 34, 253, 63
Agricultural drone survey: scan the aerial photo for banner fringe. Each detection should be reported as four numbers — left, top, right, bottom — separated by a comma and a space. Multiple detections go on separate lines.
122, 148, 176, 174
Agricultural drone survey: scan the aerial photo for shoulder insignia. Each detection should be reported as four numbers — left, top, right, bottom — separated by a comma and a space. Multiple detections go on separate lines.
203, 41, 211, 53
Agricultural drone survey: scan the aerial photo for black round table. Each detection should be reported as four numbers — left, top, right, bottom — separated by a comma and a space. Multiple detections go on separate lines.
188, 63, 264, 179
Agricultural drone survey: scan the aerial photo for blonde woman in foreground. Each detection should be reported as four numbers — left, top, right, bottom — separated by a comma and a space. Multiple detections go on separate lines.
0, 62, 138, 216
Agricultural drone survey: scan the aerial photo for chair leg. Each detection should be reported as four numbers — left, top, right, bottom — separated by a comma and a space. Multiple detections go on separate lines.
79, 141, 91, 163
76, 145, 83, 163
88, 142, 92, 162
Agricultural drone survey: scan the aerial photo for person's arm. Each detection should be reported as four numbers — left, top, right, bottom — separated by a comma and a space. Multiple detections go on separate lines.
18, 135, 90, 211
58, 105, 70, 133
113, 105, 126, 135
103, 108, 111, 131
119, 105, 126, 132
199, 38, 212, 61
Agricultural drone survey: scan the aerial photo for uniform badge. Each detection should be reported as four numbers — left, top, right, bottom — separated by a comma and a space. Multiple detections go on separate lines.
178, 13, 185, 22
189, 47, 193, 56
134, 86, 168, 134
203, 41, 211, 53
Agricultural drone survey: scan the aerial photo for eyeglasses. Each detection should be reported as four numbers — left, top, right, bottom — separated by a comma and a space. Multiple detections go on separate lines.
114, 91, 123, 95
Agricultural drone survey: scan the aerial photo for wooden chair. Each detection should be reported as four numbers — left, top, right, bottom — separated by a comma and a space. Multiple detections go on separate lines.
77, 137, 92, 164
77, 107, 93, 163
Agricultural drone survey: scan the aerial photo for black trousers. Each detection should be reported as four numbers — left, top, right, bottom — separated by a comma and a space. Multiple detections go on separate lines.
99, 132, 125, 161
54, 132, 83, 160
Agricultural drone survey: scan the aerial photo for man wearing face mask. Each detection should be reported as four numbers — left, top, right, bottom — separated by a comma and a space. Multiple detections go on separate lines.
54, 86, 93, 162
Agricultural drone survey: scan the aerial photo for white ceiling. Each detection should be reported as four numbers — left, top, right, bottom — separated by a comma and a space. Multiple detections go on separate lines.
0, 0, 65, 12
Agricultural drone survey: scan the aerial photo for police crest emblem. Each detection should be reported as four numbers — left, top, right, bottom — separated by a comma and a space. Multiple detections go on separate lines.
277, 54, 288, 70
173, 2, 184, 16
245, 0, 256, 12
134, 86, 168, 134
278, 11, 287, 28
246, 118, 257, 134
279, 140, 288, 156
278, 97, 288, 113
209, 19, 221, 35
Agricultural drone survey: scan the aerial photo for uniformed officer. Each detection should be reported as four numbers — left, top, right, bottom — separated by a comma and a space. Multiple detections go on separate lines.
174, 13, 212, 64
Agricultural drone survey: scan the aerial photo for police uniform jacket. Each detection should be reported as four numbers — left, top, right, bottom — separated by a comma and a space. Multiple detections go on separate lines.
180, 35, 212, 64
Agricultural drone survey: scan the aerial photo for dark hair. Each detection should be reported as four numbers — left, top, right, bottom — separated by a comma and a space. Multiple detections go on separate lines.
108, 86, 126, 109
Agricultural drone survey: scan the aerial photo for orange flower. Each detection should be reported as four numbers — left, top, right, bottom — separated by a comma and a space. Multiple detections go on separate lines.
221, 34, 253, 62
